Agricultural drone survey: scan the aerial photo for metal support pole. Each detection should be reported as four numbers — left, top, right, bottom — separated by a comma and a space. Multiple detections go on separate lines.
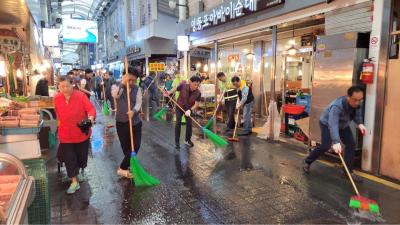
269, 25, 277, 140
213, 40, 219, 133
183, 51, 188, 79
144, 56, 150, 121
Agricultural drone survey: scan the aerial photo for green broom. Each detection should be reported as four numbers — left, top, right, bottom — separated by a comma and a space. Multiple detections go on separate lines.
153, 107, 167, 121
160, 87, 228, 148
339, 153, 379, 214
102, 81, 110, 116
103, 101, 110, 116
124, 56, 160, 187
204, 91, 225, 129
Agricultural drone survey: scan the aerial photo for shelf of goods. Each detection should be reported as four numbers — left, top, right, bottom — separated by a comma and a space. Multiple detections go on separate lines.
0, 103, 44, 159
198, 84, 216, 119
0, 153, 35, 225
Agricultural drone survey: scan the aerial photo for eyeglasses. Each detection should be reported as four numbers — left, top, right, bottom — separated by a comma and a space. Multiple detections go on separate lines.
350, 97, 364, 103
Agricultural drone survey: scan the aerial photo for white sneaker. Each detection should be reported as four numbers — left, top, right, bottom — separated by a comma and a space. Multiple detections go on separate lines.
117, 168, 133, 179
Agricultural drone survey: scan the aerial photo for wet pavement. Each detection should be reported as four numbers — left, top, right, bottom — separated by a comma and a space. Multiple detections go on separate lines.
47, 107, 400, 224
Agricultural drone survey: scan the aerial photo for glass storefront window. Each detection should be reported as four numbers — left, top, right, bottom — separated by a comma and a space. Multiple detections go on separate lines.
218, 43, 253, 81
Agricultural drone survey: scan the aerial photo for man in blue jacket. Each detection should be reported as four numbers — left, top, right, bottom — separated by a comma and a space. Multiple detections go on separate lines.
303, 85, 367, 182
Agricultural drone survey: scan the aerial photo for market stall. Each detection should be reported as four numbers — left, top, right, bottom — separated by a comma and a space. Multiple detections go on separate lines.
0, 153, 35, 225
0, 96, 54, 159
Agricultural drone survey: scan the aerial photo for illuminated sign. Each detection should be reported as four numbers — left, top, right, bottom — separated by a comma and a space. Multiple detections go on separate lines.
43, 28, 61, 46
62, 19, 98, 43
190, 0, 284, 33
149, 63, 166, 72
177, 36, 189, 51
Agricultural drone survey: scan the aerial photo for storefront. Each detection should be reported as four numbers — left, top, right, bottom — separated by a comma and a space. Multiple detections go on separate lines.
179, 0, 392, 175
126, 39, 177, 76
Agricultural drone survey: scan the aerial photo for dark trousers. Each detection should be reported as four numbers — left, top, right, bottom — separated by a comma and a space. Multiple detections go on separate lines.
105, 92, 115, 110
96, 88, 102, 100
225, 100, 236, 129
58, 139, 90, 178
116, 121, 142, 170
175, 109, 193, 144
305, 122, 356, 172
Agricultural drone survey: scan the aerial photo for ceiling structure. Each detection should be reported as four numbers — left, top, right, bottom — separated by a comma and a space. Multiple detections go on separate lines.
0, 0, 30, 28
52, 0, 113, 65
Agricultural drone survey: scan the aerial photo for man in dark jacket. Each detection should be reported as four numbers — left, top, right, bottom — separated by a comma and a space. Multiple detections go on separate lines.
303, 85, 367, 182
166, 76, 202, 149
103, 70, 116, 110
143, 72, 159, 116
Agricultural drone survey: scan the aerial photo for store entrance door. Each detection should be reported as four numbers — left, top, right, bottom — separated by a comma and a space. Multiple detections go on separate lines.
380, 52, 400, 180
278, 52, 313, 142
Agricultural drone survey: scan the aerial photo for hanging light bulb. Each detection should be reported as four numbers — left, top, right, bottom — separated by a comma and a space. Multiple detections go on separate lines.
230, 59, 236, 68
0, 56, 5, 77
210, 63, 215, 69
217, 60, 222, 68
287, 46, 298, 56
264, 62, 270, 68
203, 64, 209, 72
246, 53, 254, 60
196, 62, 202, 69
16, 69, 23, 78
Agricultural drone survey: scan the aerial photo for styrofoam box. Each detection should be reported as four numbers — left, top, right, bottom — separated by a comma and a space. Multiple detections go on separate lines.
0, 139, 41, 159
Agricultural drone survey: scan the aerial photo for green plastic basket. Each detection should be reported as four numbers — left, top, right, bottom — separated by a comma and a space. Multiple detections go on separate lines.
23, 158, 50, 225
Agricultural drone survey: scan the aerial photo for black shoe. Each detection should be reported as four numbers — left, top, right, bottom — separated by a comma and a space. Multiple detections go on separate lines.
342, 171, 363, 183
175, 143, 180, 149
185, 140, 194, 148
224, 128, 233, 133
238, 131, 252, 136
303, 161, 310, 174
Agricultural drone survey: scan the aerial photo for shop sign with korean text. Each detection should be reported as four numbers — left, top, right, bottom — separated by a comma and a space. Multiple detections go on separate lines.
149, 63, 166, 72
190, 0, 285, 33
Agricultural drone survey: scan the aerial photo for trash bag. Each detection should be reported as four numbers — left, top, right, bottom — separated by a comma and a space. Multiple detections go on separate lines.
257, 100, 281, 140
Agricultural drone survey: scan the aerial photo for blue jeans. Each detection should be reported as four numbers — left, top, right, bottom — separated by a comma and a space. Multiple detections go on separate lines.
243, 101, 254, 133
305, 122, 356, 172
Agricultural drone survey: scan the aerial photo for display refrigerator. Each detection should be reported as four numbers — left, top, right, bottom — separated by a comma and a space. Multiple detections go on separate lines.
0, 153, 34, 225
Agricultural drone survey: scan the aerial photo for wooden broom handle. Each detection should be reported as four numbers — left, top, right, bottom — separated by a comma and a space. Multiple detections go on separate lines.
124, 56, 135, 152
212, 90, 225, 118
232, 108, 240, 138
157, 86, 202, 128
338, 153, 359, 195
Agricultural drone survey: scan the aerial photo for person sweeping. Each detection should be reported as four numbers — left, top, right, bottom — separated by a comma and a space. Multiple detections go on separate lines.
303, 85, 366, 183
165, 76, 202, 149
216, 72, 239, 133
232, 76, 254, 136
112, 67, 143, 179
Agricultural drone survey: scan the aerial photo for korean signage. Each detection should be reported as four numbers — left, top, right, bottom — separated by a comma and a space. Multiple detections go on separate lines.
149, 63, 166, 72
126, 45, 141, 55
190, 0, 285, 32
228, 55, 240, 61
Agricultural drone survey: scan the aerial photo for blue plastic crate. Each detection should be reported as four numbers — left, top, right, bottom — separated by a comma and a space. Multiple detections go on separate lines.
296, 95, 311, 114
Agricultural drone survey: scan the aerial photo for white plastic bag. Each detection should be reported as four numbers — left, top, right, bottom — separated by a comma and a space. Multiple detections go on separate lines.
257, 101, 281, 140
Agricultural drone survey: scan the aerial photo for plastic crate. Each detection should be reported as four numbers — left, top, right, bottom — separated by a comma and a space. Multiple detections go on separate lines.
23, 158, 50, 225
296, 95, 311, 114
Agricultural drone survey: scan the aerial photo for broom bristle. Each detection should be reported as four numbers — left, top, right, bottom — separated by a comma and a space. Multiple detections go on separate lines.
153, 107, 167, 121
103, 102, 110, 116
349, 196, 380, 214
130, 154, 160, 186
204, 118, 214, 129
203, 128, 228, 147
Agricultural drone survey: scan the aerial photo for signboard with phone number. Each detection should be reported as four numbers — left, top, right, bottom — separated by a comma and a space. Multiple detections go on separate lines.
149, 63, 166, 72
